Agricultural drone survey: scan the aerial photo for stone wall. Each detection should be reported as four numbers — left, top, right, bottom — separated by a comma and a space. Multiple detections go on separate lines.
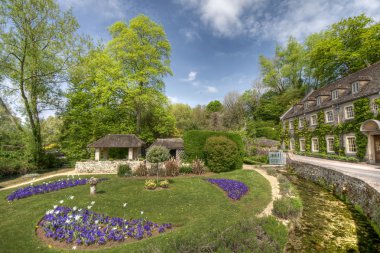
288, 159, 380, 233
75, 160, 144, 174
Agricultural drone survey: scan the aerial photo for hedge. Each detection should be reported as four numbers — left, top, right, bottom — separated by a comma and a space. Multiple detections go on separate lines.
204, 136, 240, 172
183, 130, 244, 168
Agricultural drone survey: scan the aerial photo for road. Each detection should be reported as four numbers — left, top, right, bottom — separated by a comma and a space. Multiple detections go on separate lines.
290, 154, 380, 192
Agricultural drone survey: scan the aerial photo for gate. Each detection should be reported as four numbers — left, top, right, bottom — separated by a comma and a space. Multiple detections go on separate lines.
268, 151, 286, 165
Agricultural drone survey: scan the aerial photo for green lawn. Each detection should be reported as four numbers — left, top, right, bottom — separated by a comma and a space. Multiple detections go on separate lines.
0, 170, 287, 252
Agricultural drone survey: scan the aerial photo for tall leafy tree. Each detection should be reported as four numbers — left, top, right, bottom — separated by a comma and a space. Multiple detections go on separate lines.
0, 0, 78, 167
107, 15, 173, 133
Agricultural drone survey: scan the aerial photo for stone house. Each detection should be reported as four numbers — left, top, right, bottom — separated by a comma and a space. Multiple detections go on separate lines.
149, 138, 184, 160
88, 134, 145, 161
280, 62, 380, 164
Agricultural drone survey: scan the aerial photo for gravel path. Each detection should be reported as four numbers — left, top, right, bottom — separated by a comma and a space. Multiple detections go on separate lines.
243, 165, 281, 217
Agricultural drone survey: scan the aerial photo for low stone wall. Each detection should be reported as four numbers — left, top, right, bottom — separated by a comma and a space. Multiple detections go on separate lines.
288, 159, 380, 233
75, 160, 144, 174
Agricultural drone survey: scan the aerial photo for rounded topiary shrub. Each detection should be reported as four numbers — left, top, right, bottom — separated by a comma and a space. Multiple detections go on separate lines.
204, 136, 240, 173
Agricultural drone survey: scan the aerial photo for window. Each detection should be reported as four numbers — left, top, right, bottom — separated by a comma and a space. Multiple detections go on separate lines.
331, 90, 339, 100
299, 139, 305, 152
304, 102, 309, 109
289, 120, 293, 130
316, 97, 321, 106
352, 82, 360, 94
372, 102, 379, 114
312, 138, 319, 152
311, 114, 318, 126
326, 137, 334, 153
346, 136, 357, 153
345, 105, 354, 119
325, 111, 334, 123
290, 139, 295, 151
299, 118, 304, 128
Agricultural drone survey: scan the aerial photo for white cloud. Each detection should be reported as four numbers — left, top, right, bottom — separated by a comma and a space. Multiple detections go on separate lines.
181, 29, 201, 42
207, 86, 218, 93
168, 96, 179, 103
187, 71, 197, 81
176, 0, 380, 43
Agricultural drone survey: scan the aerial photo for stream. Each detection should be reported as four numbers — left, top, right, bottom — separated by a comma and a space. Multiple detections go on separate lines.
285, 175, 380, 253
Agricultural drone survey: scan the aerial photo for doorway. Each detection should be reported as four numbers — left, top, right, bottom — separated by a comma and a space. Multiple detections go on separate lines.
375, 135, 380, 163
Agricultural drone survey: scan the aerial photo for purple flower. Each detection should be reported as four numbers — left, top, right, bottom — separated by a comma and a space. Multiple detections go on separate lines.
206, 178, 249, 200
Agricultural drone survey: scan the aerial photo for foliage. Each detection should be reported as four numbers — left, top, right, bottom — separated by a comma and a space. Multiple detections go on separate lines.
159, 179, 169, 188
222, 92, 245, 130
40, 206, 172, 245
146, 146, 170, 164
7, 177, 107, 201
164, 158, 179, 177
0, 0, 79, 168
144, 179, 157, 190
134, 162, 147, 177
169, 103, 193, 134
207, 178, 249, 200
204, 136, 241, 172
179, 165, 193, 174
183, 130, 244, 163
294, 151, 359, 163
191, 158, 206, 175
243, 155, 269, 165
117, 164, 132, 177
206, 100, 223, 113
273, 197, 303, 219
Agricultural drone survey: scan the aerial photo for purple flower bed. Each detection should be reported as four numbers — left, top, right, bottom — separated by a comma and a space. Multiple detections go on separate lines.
39, 206, 172, 245
7, 178, 108, 201
207, 178, 249, 200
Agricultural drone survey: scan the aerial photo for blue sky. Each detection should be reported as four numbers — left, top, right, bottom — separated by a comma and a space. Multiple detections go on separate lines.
59, 0, 380, 107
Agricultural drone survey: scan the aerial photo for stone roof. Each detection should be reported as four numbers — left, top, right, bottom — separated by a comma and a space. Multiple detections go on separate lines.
88, 134, 145, 148
150, 138, 184, 150
281, 61, 380, 120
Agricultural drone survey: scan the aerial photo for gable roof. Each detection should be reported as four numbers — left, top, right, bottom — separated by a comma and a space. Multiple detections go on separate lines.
88, 134, 145, 148
150, 138, 184, 150
281, 61, 380, 120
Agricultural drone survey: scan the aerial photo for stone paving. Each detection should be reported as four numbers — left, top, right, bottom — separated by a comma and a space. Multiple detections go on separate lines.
289, 153, 380, 192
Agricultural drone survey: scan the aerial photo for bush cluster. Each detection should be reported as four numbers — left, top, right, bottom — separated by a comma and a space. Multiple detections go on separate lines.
191, 158, 206, 175
164, 158, 179, 176
117, 164, 132, 177
145, 179, 157, 190
243, 155, 269, 165
183, 130, 244, 167
204, 136, 240, 172
134, 162, 147, 176
179, 165, 193, 174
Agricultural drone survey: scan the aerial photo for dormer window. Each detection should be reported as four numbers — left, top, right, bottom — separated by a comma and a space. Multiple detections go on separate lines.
304, 102, 309, 109
331, 90, 339, 100
352, 82, 360, 94
316, 97, 321, 106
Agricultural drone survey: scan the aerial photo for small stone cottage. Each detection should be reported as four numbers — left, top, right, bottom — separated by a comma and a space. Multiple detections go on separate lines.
88, 134, 145, 161
149, 138, 184, 160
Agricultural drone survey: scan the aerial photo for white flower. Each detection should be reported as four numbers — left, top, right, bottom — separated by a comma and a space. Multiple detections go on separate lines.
87, 206, 92, 209
123, 203, 127, 207
112, 227, 117, 230
140, 211, 144, 215
72, 245, 77, 250
53, 205, 58, 209
55, 210, 60, 214
73, 206, 77, 211
32, 177, 36, 181
70, 196, 74, 200
95, 220, 99, 225
59, 200, 64, 204
68, 215, 73, 219
45, 209, 53, 215
78, 208, 82, 212
74, 215, 81, 221
65, 219, 71, 224
91, 201, 95, 205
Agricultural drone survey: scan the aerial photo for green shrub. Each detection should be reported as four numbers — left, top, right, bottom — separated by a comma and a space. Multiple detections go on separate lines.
191, 158, 205, 175
179, 165, 193, 174
147, 146, 170, 183
159, 179, 169, 188
273, 197, 303, 219
117, 164, 131, 177
133, 162, 147, 176
164, 158, 179, 176
183, 130, 244, 167
144, 179, 157, 190
243, 155, 268, 165
204, 136, 240, 172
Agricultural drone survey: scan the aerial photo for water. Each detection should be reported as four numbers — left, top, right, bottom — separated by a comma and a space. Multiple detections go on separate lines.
285, 175, 380, 253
